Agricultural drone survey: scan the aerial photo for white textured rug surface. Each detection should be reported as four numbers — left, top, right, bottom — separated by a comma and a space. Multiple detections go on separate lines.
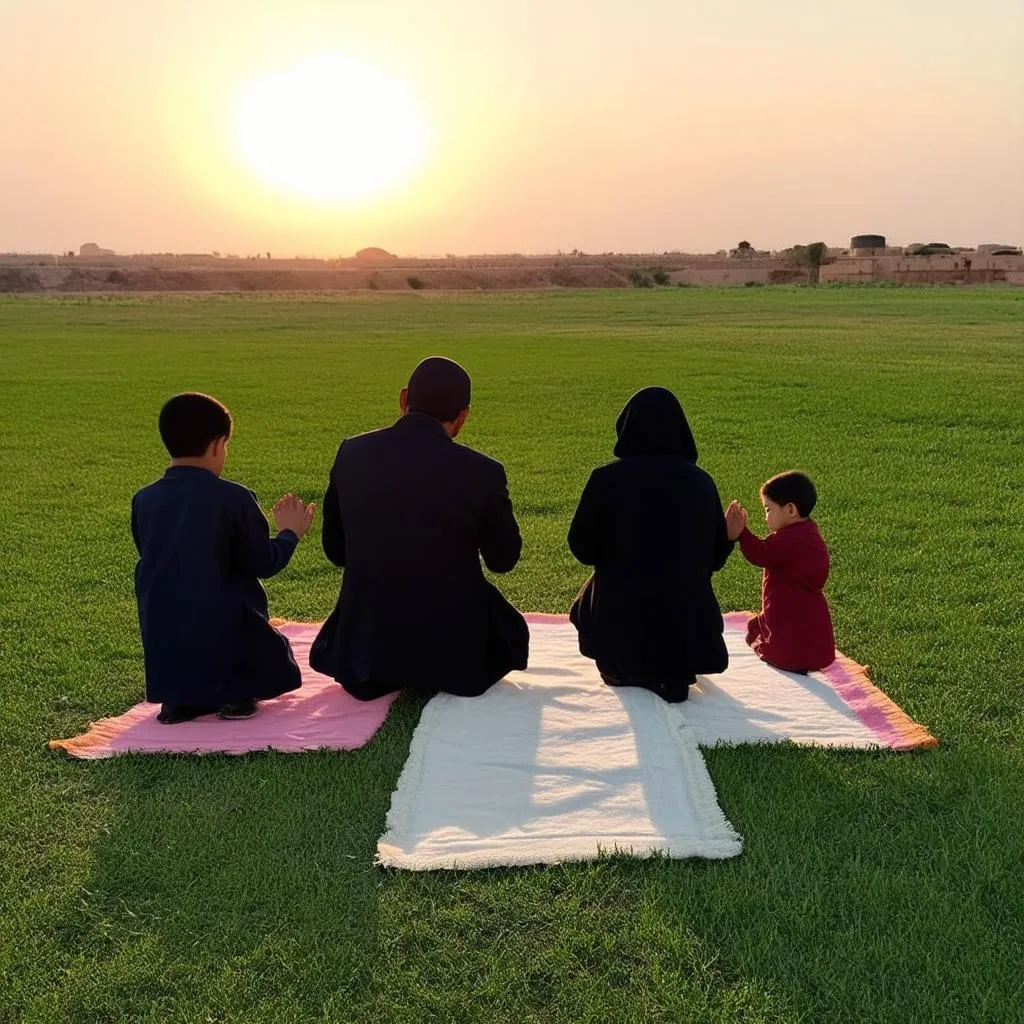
378, 617, 934, 870
377, 621, 742, 870
682, 622, 882, 748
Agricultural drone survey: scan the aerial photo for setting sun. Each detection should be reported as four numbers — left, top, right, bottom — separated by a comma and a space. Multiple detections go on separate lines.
235, 53, 428, 203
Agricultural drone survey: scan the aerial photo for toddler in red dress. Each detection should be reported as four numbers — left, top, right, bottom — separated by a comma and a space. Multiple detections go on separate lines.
725, 471, 835, 672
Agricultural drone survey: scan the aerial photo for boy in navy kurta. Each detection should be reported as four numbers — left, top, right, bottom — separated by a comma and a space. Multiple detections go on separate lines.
131, 393, 315, 723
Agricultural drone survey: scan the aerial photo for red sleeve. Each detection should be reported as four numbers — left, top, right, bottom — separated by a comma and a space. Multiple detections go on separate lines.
738, 526, 793, 569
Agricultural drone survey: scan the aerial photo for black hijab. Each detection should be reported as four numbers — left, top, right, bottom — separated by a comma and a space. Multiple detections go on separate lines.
613, 387, 698, 462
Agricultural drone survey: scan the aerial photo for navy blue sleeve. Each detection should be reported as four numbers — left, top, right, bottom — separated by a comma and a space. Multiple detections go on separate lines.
231, 489, 299, 580
130, 493, 142, 556
321, 464, 346, 568
479, 463, 522, 574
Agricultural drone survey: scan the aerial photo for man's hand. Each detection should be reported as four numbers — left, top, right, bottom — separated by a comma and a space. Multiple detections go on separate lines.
274, 494, 316, 539
725, 500, 748, 541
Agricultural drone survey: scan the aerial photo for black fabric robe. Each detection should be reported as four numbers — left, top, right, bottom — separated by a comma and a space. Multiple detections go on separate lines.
131, 466, 302, 708
310, 413, 528, 700
568, 387, 734, 687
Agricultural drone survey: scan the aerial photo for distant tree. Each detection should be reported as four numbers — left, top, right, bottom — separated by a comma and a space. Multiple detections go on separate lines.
804, 242, 829, 285
266, 252, 271, 260
627, 267, 654, 288
787, 241, 830, 284
730, 240, 756, 258
407, 275, 426, 290
651, 266, 670, 286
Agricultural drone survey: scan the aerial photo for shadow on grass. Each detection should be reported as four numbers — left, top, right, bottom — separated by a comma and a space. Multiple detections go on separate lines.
24, 705, 1024, 1024
659, 739, 1024, 1023
365, 738, 1023, 1024
32, 691, 427, 1024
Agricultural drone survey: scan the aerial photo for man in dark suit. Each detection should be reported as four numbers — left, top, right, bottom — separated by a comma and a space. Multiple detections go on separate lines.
310, 357, 529, 699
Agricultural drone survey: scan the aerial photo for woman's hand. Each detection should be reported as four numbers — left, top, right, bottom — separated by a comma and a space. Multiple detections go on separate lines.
725, 500, 748, 541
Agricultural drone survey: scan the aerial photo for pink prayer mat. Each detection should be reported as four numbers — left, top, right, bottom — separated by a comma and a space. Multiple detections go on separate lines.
49, 623, 397, 759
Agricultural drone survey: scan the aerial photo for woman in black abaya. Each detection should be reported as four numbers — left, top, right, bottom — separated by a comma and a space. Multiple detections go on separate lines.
568, 387, 734, 702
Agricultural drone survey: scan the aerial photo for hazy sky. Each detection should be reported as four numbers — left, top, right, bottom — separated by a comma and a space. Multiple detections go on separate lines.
3, 0, 1022, 255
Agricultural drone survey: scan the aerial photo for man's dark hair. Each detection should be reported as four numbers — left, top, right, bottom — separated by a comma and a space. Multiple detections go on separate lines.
761, 471, 817, 518
406, 356, 471, 422
158, 392, 233, 458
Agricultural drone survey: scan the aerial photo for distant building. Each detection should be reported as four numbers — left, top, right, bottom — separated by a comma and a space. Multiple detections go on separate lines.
354, 247, 397, 262
978, 243, 1022, 256
79, 242, 115, 257
850, 234, 886, 256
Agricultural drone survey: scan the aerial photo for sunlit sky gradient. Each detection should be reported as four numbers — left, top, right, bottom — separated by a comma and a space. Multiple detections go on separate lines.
3, 0, 1022, 255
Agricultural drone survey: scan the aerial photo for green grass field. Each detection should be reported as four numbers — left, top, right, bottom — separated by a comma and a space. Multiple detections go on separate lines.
1, 288, 1021, 1023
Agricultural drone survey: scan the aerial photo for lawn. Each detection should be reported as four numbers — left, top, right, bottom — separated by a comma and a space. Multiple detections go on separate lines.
0, 287, 1021, 1023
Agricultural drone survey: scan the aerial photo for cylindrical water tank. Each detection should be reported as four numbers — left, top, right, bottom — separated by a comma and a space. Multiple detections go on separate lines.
850, 234, 886, 250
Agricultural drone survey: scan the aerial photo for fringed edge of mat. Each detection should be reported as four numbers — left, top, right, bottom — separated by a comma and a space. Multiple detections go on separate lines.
376, 834, 744, 871
48, 714, 131, 759
655, 697, 744, 860
376, 689, 443, 868
820, 652, 938, 750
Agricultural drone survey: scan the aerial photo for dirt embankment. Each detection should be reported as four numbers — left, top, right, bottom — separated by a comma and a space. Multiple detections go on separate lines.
0, 262, 634, 294
3, 253, 1019, 293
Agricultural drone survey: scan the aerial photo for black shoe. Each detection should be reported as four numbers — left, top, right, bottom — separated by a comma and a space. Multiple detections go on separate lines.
659, 677, 696, 704
658, 683, 688, 704
157, 704, 217, 725
218, 698, 259, 720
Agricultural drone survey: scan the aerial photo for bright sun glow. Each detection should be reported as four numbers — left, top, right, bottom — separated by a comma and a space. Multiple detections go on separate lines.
235, 53, 428, 202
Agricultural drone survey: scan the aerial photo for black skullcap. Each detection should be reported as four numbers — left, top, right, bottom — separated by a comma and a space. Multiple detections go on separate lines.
406, 356, 472, 422
613, 386, 698, 462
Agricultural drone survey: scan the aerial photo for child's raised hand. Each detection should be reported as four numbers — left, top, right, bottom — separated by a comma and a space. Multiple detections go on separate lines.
273, 494, 317, 539
725, 500, 748, 541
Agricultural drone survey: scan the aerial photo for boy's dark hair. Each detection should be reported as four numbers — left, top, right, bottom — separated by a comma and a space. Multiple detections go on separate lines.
761, 471, 817, 518
158, 393, 233, 458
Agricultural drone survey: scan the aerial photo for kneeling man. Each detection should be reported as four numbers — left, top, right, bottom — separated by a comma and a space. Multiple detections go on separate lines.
311, 357, 529, 699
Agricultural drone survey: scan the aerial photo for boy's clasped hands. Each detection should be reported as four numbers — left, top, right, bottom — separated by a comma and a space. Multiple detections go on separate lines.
273, 493, 316, 538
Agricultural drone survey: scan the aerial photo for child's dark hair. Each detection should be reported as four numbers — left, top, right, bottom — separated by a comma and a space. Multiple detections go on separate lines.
761, 471, 817, 518
158, 393, 233, 458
